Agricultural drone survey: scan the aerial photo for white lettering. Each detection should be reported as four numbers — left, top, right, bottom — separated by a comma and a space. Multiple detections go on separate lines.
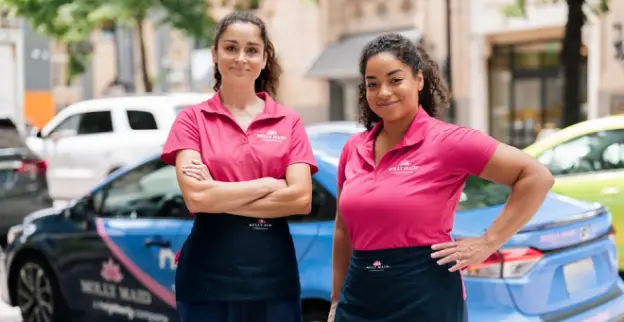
119, 286, 152, 305
158, 249, 177, 271
93, 300, 169, 322
80, 280, 117, 299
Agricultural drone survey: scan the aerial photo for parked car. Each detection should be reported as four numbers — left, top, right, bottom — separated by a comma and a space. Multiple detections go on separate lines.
25, 92, 214, 202
0, 117, 52, 246
2, 123, 624, 322
524, 114, 624, 273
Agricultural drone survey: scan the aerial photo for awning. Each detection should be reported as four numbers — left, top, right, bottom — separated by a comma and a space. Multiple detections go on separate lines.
306, 28, 421, 80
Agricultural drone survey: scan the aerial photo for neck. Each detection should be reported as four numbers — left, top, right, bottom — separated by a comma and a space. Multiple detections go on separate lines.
381, 108, 418, 141
219, 82, 258, 109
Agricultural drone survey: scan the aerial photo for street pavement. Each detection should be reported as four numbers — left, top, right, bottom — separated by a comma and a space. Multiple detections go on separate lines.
0, 299, 21, 322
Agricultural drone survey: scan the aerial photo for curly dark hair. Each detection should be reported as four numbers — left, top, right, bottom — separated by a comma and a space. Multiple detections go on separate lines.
212, 12, 282, 97
357, 33, 451, 130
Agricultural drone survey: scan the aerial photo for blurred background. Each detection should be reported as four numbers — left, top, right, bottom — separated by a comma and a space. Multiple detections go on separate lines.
1, 0, 624, 321
0, 0, 622, 145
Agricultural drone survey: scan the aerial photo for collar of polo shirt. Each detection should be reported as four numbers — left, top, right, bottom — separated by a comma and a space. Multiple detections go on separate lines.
201, 91, 287, 120
356, 105, 434, 165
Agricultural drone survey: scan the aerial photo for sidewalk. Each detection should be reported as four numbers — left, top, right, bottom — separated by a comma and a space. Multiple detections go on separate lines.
0, 301, 21, 322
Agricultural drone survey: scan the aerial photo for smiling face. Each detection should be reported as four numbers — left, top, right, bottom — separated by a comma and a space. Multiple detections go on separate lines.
364, 52, 423, 123
212, 22, 267, 89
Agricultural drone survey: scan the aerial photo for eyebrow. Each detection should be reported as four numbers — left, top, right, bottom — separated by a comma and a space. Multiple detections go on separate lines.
223, 39, 262, 46
365, 69, 403, 79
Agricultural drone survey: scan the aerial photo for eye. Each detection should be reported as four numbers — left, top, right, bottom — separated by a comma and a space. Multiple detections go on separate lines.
247, 47, 259, 54
225, 46, 237, 52
366, 82, 378, 88
391, 78, 403, 84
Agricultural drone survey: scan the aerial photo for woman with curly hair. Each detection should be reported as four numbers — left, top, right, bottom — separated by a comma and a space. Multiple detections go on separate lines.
328, 33, 554, 321
161, 11, 317, 322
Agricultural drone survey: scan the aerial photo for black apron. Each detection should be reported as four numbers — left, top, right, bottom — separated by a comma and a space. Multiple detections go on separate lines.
335, 246, 467, 322
175, 213, 300, 302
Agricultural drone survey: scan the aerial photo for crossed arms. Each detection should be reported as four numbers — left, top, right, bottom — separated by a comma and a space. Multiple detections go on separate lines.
175, 149, 313, 218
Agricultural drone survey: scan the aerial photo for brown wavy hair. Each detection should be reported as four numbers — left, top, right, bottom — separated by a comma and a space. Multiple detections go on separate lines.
357, 33, 451, 130
212, 12, 281, 97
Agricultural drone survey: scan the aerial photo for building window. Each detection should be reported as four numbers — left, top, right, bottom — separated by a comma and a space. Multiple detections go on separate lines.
488, 40, 588, 148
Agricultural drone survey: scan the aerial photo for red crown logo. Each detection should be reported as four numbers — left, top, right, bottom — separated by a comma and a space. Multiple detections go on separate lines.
100, 258, 124, 283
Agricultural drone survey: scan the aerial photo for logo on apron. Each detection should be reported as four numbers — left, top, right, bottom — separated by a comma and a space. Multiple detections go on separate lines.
366, 260, 390, 272
249, 218, 272, 231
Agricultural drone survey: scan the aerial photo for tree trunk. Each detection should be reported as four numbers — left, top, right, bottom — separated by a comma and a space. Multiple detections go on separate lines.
136, 18, 153, 92
561, 0, 584, 127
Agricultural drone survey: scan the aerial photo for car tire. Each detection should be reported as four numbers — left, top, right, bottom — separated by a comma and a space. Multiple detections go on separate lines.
303, 310, 328, 322
13, 255, 69, 322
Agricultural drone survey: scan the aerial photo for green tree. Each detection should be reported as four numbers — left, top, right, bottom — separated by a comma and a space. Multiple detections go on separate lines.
503, 0, 610, 127
88, 0, 216, 92
0, 0, 99, 84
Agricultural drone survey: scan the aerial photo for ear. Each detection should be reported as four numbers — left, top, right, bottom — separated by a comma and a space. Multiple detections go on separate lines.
261, 51, 268, 70
416, 70, 424, 91
211, 46, 217, 65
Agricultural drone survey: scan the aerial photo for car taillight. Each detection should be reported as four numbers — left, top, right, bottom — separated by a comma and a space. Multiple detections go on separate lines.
463, 247, 543, 278
17, 159, 47, 175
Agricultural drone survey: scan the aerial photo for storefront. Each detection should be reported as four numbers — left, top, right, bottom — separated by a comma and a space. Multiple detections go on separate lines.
488, 40, 588, 148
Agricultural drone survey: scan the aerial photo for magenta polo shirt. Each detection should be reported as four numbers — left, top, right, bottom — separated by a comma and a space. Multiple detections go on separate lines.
337, 106, 499, 251
161, 91, 318, 181
159, 92, 318, 302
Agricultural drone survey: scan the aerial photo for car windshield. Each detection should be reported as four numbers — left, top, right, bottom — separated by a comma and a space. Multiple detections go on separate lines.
457, 176, 511, 211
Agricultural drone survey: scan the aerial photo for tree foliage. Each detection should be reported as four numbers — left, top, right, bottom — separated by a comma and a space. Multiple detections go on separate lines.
1, 0, 216, 89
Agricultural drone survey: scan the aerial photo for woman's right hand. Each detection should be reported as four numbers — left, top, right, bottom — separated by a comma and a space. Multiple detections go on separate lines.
327, 301, 338, 322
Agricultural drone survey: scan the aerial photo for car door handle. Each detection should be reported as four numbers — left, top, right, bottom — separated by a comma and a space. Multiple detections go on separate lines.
601, 187, 620, 196
144, 238, 171, 248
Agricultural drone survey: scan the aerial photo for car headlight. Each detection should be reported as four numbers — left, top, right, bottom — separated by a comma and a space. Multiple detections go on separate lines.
7, 224, 23, 245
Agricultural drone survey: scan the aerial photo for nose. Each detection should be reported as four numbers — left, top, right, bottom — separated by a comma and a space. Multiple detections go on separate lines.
234, 51, 246, 63
378, 84, 392, 99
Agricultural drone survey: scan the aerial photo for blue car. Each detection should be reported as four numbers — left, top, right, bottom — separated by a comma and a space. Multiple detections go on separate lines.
1, 122, 624, 322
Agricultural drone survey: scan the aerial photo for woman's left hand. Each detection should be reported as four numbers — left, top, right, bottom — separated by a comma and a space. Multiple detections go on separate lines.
431, 237, 499, 272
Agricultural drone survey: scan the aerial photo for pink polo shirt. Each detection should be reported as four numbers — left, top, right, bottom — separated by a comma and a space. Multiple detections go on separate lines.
337, 106, 499, 251
161, 91, 318, 182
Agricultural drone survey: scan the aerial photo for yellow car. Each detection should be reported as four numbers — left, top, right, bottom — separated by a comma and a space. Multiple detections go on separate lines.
524, 115, 624, 272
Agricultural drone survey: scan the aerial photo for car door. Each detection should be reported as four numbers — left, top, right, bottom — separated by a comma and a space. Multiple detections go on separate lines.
40, 114, 82, 200
287, 177, 337, 297
54, 110, 116, 200
82, 158, 188, 321
537, 129, 624, 268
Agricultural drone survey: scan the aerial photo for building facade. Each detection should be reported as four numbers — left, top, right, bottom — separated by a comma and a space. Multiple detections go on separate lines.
451, 0, 624, 146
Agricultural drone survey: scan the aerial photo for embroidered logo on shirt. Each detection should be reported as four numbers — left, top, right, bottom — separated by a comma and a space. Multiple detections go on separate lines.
249, 218, 272, 231
388, 160, 419, 174
256, 130, 286, 143
366, 260, 390, 272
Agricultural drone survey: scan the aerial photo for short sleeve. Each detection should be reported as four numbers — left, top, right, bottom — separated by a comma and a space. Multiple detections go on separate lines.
337, 137, 354, 189
289, 116, 319, 175
160, 109, 200, 166
442, 126, 500, 176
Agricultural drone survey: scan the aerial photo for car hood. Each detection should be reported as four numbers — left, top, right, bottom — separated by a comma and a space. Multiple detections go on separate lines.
453, 192, 603, 237
22, 207, 60, 224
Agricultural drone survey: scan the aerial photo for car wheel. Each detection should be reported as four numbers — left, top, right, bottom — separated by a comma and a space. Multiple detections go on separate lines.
15, 256, 67, 322
303, 310, 328, 322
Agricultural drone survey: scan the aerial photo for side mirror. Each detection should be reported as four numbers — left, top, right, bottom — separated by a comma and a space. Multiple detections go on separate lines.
65, 197, 95, 222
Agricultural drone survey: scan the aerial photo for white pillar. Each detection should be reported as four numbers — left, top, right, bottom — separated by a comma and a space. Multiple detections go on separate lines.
468, 34, 488, 133
586, 20, 601, 119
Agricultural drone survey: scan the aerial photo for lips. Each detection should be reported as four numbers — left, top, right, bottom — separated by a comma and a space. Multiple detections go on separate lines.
377, 100, 399, 108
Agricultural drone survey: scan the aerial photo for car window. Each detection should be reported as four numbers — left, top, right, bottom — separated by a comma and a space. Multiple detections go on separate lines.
537, 129, 624, 175
94, 160, 190, 219
457, 176, 511, 211
127, 110, 158, 130
288, 179, 336, 223
47, 114, 81, 137
77, 111, 114, 135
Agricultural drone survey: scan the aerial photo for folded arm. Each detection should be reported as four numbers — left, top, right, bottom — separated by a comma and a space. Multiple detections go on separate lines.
175, 149, 276, 214
228, 163, 313, 218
